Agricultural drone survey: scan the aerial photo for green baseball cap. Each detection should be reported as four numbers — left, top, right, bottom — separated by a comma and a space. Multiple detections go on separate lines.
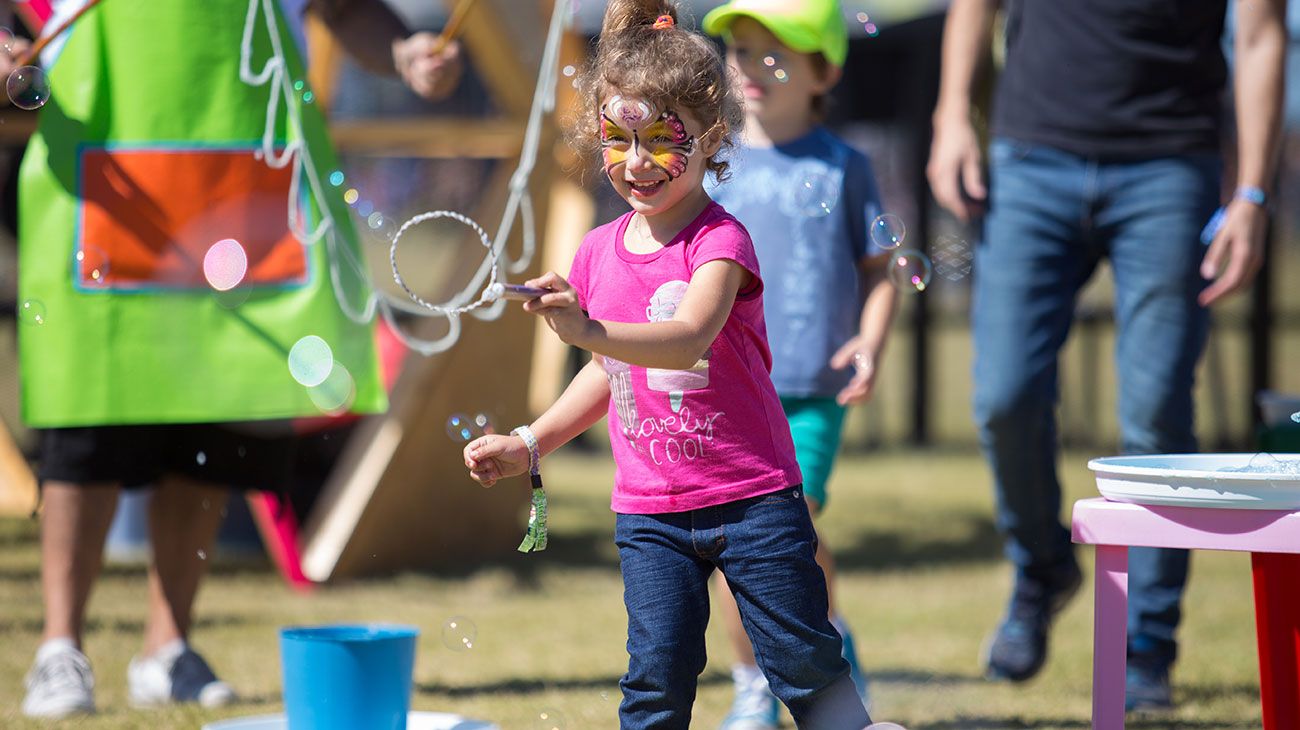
703, 0, 849, 67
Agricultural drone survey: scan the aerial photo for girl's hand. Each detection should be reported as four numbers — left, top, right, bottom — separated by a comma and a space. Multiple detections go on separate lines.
522, 271, 592, 346
463, 434, 530, 488
829, 337, 878, 406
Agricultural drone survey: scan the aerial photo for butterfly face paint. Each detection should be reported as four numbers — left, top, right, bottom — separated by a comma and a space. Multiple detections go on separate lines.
599, 95, 698, 182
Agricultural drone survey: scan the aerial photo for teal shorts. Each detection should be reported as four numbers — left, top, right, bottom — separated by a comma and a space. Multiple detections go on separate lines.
780, 396, 847, 514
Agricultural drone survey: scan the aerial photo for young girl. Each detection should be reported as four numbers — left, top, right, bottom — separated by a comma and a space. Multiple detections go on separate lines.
462, 1, 872, 728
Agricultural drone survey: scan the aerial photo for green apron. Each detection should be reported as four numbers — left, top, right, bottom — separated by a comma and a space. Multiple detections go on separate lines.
18, 0, 386, 427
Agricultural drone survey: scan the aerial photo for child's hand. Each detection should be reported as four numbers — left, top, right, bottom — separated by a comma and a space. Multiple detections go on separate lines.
463, 434, 530, 488
830, 338, 878, 406
392, 33, 463, 102
522, 271, 592, 346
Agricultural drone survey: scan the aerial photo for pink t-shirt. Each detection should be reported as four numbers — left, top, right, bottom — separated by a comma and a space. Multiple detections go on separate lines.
568, 202, 802, 514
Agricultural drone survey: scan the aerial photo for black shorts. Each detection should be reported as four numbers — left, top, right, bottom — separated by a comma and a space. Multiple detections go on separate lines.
37, 423, 299, 491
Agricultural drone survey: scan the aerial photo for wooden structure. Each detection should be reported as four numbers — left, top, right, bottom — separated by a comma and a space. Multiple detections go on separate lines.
298, 0, 596, 581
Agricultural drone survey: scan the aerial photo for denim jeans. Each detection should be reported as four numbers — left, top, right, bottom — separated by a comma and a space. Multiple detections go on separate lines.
975, 137, 1220, 667
615, 487, 870, 730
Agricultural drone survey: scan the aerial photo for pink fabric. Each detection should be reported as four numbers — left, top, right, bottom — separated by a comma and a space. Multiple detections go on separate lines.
568, 202, 802, 514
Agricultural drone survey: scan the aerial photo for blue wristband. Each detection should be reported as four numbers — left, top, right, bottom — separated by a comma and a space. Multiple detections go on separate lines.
1235, 186, 1268, 207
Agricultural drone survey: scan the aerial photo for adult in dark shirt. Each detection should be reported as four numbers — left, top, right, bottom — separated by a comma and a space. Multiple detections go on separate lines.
928, 0, 1285, 712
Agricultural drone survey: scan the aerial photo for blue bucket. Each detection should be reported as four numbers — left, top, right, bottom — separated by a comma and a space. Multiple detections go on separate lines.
280, 624, 419, 730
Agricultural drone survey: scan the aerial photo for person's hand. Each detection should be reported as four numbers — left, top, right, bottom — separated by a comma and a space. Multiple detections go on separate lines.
1199, 198, 1266, 307
522, 271, 592, 346
463, 434, 530, 488
829, 337, 878, 406
927, 115, 987, 222
392, 33, 463, 102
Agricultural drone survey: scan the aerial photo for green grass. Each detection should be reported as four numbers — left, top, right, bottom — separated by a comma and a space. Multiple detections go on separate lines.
0, 449, 1266, 729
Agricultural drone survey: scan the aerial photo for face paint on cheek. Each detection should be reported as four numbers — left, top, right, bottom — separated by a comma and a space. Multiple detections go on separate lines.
640, 111, 697, 180
602, 147, 628, 179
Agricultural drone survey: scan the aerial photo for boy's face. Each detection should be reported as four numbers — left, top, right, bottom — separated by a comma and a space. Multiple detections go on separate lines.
724, 17, 836, 123
598, 93, 714, 218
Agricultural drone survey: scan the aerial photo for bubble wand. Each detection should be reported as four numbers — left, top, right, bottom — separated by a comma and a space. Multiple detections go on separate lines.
431, 0, 479, 54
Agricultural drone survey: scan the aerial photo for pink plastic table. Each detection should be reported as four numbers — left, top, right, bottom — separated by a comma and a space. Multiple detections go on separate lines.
1072, 497, 1300, 729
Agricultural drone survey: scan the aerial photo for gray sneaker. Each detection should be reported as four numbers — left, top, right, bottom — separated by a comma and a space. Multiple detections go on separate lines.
22, 639, 96, 718
128, 639, 236, 708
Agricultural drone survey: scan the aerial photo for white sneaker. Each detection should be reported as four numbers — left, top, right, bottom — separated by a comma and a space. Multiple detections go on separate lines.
719, 663, 779, 730
22, 638, 96, 718
128, 639, 237, 708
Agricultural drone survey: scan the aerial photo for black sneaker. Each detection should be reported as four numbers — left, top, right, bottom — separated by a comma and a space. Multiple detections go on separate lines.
982, 560, 1083, 682
1125, 656, 1173, 712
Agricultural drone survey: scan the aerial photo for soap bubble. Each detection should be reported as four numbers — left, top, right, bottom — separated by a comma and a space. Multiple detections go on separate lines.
888, 249, 933, 293
75, 245, 111, 287
532, 709, 566, 730
441, 616, 476, 651
203, 239, 248, 292
19, 299, 46, 326
870, 214, 906, 250
328, 170, 345, 187
287, 335, 334, 387
7, 66, 50, 110
307, 362, 356, 414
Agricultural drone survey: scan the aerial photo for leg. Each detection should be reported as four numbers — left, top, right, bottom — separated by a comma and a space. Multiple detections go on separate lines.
616, 511, 714, 730
1102, 153, 1218, 677
1251, 552, 1300, 730
1093, 545, 1129, 730
975, 139, 1097, 576
974, 139, 1096, 680
39, 482, 121, 646
719, 489, 869, 730
142, 475, 230, 656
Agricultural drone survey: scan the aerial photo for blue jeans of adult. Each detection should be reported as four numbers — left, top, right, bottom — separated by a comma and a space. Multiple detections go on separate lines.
615, 486, 869, 730
974, 137, 1219, 668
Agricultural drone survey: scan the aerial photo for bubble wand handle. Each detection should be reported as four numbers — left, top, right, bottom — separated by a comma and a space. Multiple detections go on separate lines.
16, 0, 107, 67
431, 0, 479, 54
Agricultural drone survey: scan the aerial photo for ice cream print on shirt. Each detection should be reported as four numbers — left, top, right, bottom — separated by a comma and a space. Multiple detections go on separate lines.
597, 279, 724, 467
644, 280, 712, 414
599, 95, 697, 181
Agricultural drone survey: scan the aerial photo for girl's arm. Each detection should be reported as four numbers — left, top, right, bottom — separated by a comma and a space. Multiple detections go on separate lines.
463, 357, 611, 488
829, 253, 898, 406
523, 260, 749, 371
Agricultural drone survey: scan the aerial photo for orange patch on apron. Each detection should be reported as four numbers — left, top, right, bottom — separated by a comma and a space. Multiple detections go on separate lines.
77, 147, 308, 290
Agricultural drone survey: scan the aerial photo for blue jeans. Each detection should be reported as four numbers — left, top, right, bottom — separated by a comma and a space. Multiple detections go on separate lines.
975, 138, 1220, 667
615, 487, 870, 730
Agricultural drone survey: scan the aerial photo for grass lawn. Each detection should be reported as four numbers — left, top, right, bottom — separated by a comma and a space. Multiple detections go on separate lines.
0, 448, 1265, 729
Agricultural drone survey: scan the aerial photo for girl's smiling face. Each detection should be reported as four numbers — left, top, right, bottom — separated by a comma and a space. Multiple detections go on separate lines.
598, 93, 715, 218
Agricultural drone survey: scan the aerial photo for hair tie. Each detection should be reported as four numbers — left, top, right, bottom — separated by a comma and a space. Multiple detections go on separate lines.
652, 14, 674, 30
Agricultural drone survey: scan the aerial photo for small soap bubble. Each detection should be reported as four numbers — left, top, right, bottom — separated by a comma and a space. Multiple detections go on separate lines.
888, 249, 933, 293
532, 709, 566, 730
7, 66, 49, 110
792, 169, 839, 217
473, 412, 495, 435
376, 218, 399, 241
307, 362, 356, 414
367, 211, 387, 230
0, 27, 15, 54
197, 549, 207, 560
865, 21, 879, 36
75, 245, 111, 286
196, 451, 207, 466
288, 335, 334, 387
762, 55, 777, 67
302, 91, 314, 104
441, 616, 477, 651
562, 65, 576, 77
328, 170, 345, 187
357, 200, 375, 217
773, 69, 788, 83
343, 188, 360, 205
214, 285, 252, 309
293, 79, 305, 92
870, 213, 906, 250
203, 239, 248, 292
1291, 411, 1299, 424
445, 413, 475, 443
19, 299, 47, 326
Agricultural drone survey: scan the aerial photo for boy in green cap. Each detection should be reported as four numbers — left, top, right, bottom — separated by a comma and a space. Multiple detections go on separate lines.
703, 1, 897, 728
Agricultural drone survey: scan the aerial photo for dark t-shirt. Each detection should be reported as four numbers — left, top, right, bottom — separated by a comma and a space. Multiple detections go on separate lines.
992, 0, 1229, 158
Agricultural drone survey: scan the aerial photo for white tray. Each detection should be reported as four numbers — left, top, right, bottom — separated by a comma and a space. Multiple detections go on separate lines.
203, 712, 499, 730
1089, 453, 1300, 510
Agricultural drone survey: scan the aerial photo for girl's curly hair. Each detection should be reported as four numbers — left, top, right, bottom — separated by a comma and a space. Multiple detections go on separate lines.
572, 0, 745, 183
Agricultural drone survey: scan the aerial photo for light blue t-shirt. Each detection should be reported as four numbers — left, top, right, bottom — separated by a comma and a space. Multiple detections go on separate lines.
708, 127, 882, 398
